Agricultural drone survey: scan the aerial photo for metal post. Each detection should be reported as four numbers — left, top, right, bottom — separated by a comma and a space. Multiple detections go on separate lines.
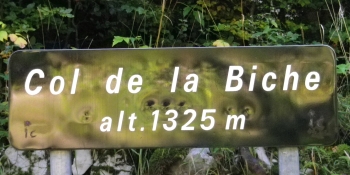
50, 150, 72, 175
278, 147, 299, 175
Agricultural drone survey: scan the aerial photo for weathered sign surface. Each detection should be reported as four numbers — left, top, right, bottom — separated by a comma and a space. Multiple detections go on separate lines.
9, 46, 337, 149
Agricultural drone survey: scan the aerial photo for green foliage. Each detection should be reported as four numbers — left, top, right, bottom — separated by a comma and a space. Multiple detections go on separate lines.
215, 17, 301, 46
0, 1, 74, 51
337, 63, 350, 75
0, 31, 7, 42
1, 2, 73, 34
338, 94, 350, 143
300, 145, 350, 174
112, 36, 147, 48
148, 148, 187, 175
323, 0, 350, 77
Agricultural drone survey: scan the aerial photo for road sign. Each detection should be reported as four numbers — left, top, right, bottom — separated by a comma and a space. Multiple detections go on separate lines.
9, 46, 337, 149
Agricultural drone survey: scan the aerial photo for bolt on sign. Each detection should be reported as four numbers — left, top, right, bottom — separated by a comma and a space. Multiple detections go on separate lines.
9, 46, 337, 150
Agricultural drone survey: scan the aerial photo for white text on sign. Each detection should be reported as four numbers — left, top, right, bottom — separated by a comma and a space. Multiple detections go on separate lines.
99, 109, 246, 132
24, 65, 320, 96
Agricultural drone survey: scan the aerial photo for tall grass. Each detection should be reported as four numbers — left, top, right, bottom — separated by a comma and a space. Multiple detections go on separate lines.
325, 0, 350, 94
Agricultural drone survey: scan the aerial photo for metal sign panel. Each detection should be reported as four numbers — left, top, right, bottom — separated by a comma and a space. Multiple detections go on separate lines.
9, 46, 337, 149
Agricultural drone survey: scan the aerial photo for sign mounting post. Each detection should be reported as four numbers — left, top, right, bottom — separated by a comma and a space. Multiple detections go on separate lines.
279, 147, 300, 174
50, 150, 72, 175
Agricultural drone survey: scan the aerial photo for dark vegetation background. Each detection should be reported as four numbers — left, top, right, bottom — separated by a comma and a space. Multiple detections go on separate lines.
0, 0, 350, 174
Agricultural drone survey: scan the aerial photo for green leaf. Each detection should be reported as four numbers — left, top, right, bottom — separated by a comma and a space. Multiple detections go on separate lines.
183, 6, 192, 18
193, 11, 204, 27
337, 64, 350, 75
112, 36, 125, 47
139, 45, 150, 48
66, 14, 74, 18
216, 23, 230, 31
26, 3, 35, 9
213, 40, 230, 47
64, 8, 72, 14
5, 12, 17, 21
121, 4, 133, 13
135, 7, 145, 15
0, 118, 8, 126
135, 36, 142, 41
271, 20, 278, 28
130, 37, 135, 47
0, 131, 8, 138
0, 30, 8, 42
251, 32, 264, 38
0, 21, 6, 29
0, 73, 9, 81
263, 26, 271, 33
123, 37, 129, 44
8, 2, 16, 7
0, 102, 8, 112
212, 148, 220, 153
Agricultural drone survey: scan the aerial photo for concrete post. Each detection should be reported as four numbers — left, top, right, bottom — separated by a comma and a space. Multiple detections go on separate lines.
278, 147, 299, 175
50, 150, 72, 175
